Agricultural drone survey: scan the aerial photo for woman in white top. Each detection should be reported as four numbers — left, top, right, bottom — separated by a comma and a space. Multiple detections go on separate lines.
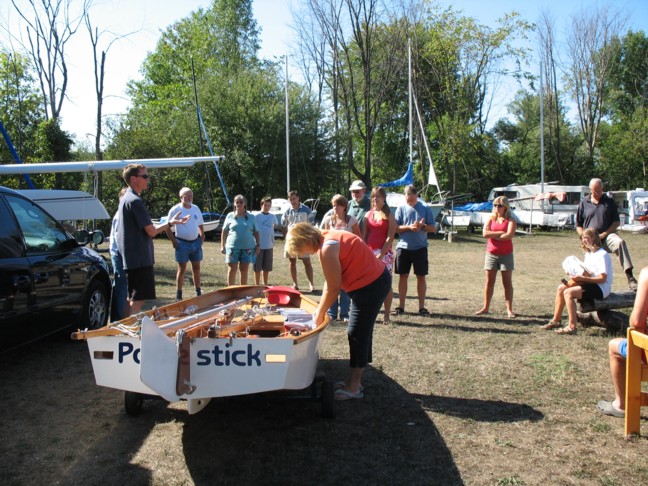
543, 227, 613, 335
320, 194, 361, 321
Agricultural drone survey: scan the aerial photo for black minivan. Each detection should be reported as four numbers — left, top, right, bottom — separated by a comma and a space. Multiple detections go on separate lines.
0, 186, 111, 352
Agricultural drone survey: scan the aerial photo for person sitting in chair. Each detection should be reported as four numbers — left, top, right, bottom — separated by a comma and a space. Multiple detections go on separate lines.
597, 265, 648, 417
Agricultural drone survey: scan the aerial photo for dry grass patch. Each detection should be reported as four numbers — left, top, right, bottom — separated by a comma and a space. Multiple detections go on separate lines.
1, 230, 647, 485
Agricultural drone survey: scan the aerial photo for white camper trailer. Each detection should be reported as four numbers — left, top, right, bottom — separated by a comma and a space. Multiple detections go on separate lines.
487, 183, 590, 229
610, 189, 648, 234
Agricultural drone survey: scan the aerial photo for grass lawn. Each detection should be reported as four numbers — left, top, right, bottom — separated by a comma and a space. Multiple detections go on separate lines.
1, 229, 647, 485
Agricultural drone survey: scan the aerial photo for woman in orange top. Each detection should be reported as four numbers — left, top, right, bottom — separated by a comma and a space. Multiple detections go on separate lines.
475, 196, 517, 318
286, 222, 391, 401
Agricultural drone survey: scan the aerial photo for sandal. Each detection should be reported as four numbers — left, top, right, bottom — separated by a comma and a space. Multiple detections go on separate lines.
334, 381, 364, 392
555, 326, 577, 335
391, 307, 404, 316
596, 400, 625, 418
541, 320, 562, 330
419, 308, 430, 316
334, 388, 364, 401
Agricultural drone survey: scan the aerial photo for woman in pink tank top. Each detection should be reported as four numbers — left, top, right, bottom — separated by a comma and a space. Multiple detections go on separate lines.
362, 186, 396, 324
475, 196, 517, 318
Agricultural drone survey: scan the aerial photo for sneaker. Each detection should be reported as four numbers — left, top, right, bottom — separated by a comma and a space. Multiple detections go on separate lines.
195, 288, 202, 296
343, 317, 349, 323
176, 290, 183, 301
628, 277, 638, 291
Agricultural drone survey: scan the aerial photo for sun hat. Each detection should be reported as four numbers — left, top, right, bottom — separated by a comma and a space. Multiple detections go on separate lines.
349, 180, 366, 191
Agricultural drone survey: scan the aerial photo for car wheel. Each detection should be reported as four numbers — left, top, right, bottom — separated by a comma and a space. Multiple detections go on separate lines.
81, 279, 109, 329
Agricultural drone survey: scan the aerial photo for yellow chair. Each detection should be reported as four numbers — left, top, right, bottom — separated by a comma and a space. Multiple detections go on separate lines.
625, 329, 648, 438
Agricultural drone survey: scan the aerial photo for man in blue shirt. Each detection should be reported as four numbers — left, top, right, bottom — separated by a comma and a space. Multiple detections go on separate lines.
393, 185, 436, 316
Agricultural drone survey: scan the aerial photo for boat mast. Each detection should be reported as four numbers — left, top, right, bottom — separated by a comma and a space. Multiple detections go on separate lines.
539, 61, 545, 195
285, 55, 290, 194
408, 39, 413, 173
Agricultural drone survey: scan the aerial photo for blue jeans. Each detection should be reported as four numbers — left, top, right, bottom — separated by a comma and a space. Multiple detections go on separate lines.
110, 251, 128, 321
327, 289, 350, 320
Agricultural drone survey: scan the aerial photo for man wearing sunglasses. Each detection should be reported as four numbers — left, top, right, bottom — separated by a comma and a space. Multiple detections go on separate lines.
117, 164, 189, 315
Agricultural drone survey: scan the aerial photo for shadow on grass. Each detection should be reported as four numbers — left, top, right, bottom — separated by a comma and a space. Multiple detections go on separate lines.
0, 333, 155, 486
180, 359, 464, 484
413, 394, 544, 423
391, 315, 531, 334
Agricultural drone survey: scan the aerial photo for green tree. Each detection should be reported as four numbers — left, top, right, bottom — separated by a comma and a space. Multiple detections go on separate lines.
599, 31, 648, 189
493, 90, 586, 186
106, 0, 329, 218
0, 50, 44, 166
414, 6, 532, 197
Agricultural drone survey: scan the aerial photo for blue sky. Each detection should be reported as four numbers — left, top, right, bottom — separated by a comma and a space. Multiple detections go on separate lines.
2, 0, 646, 142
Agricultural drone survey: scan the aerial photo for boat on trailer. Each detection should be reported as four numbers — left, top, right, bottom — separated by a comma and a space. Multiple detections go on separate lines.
71, 285, 333, 416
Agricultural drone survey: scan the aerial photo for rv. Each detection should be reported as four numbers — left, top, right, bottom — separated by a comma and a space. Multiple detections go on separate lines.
610, 189, 648, 233
444, 183, 590, 231
488, 183, 590, 229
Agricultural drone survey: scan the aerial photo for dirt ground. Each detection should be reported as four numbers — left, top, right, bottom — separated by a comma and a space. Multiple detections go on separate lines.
1, 229, 647, 485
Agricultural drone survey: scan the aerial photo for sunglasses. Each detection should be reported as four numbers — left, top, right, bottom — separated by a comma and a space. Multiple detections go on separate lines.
135, 174, 150, 179
351, 190, 362, 194
494, 203, 505, 208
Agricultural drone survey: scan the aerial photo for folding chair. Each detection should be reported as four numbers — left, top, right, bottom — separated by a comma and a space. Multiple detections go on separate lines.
625, 329, 648, 438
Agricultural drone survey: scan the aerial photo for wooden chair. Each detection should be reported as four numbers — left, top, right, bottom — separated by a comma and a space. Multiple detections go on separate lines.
625, 329, 648, 438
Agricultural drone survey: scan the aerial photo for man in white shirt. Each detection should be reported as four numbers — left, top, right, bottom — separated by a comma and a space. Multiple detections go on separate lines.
165, 187, 205, 300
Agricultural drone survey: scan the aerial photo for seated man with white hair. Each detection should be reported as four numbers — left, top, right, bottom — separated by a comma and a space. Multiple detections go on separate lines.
576, 178, 637, 290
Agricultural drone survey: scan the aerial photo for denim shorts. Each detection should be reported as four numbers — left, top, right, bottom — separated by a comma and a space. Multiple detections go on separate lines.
618, 339, 627, 359
226, 248, 256, 264
175, 238, 203, 264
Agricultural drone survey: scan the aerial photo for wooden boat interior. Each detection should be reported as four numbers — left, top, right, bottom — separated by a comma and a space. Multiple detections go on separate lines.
71, 285, 323, 342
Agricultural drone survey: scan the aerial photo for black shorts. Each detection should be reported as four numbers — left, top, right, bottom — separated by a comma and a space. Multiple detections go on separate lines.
254, 248, 274, 272
126, 266, 156, 302
580, 283, 603, 302
394, 247, 428, 276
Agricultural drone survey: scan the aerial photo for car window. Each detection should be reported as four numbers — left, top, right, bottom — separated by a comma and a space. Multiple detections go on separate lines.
0, 197, 24, 259
5, 194, 70, 255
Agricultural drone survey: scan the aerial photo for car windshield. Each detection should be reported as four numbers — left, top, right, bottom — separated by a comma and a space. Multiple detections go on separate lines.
6, 194, 70, 254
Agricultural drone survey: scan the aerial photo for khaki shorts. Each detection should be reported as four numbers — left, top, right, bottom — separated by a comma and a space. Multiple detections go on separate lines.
283, 243, 310, 260
484, 252, 514, 271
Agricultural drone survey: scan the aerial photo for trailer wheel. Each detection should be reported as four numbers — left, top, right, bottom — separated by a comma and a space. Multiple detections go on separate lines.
320, 379, 336, 419
125, 391, 143, 416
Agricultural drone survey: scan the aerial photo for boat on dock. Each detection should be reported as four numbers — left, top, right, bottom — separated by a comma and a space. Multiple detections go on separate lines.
72, 285, 332, 416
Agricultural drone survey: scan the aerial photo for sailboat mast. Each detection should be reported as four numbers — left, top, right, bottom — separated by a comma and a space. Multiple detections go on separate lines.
408, 39, 413, 169
285, 55, 290, 194
539, 61, 545, 195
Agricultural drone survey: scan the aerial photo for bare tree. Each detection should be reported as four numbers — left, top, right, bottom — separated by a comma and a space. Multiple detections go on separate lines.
85, 13, 134, 162
10, 0, 90, 121
565, 4, 627, 161
537, 9, 564, 181
294, 0, 408, 188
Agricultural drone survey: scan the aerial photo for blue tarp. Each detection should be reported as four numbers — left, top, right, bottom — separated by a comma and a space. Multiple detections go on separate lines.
377, 162, 414, 188
453, 201, 492, 212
